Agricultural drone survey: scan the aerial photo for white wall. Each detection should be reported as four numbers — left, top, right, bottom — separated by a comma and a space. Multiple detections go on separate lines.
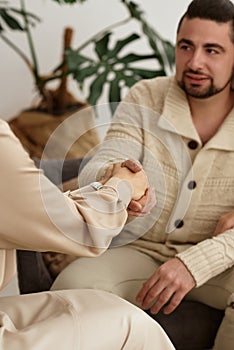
0, 0, 191, 121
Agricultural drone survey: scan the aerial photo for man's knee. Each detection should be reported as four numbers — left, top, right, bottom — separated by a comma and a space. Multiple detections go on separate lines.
187, 267, 234, 310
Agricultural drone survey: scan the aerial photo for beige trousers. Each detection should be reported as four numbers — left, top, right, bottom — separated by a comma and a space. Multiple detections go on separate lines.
51, 247, 234, 350
0, 288, 174, 350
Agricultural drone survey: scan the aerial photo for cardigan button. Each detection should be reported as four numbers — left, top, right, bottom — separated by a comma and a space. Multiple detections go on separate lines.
188, 180, 197, 190
188, 140, 198, 150
174, 219, 184, 229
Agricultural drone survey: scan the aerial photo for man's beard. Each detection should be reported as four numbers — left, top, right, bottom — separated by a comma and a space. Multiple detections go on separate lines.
178, 70, 233, 99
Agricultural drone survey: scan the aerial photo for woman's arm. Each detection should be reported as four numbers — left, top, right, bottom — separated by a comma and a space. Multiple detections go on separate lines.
0, 120, 147, 256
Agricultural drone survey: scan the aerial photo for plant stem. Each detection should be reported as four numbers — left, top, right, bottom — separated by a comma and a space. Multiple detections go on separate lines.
0, 33, 33, 72
0, 30, 63, 84
76, 16, 131, 52
20, 0, 40, 84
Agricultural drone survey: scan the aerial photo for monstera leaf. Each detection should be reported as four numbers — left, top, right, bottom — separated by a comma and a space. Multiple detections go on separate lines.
53, 0, 87, 4
122, 0, 175, 72
0, 0, 174, 115
63, 0, 174, 110
0, 1, 40, 32
66, 31, 165, 111
52, 0, 87, 3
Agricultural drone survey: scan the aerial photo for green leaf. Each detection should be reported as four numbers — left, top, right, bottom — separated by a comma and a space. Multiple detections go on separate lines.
109, 79, 121, 114
74, 65, 99, 84
108, 33, 140, 58
121, 0, 175, 73
109, 78, 121, 103
65, 49, 93, 71
119, 53, 156, 64
130, 67, 165, 79
87, 71, 108, 106
133, 68, 165, 79
160, 40, 175, 70
63, 0, 174, 108
142, 23, 159, 51
142, 23, 175, 72
0, 9, 24, 30
52, 0, 87, 4
10, 8, 41, 26
121, 1, 144, 21
94, 32, 111, 60
0, 6, 40, 31
123, 75, 137, 88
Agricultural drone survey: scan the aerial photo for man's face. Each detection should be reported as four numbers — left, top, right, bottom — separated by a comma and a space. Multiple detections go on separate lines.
175, 17, 234, 99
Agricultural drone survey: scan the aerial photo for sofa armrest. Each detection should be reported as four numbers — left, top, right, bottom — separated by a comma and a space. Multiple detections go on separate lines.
33, 157, 90, 185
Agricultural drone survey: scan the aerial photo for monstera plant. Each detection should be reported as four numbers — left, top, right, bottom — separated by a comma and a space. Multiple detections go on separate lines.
0, 0, 174, 113
0, 0, 175, 158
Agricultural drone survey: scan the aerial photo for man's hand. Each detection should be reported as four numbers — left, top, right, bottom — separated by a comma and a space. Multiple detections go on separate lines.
127, 187, 156, 216
213, 210, 234, 236
136, 258, 196, 314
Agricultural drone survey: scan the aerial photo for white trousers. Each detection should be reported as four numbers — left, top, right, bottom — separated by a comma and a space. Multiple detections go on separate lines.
0, 289, 174, 350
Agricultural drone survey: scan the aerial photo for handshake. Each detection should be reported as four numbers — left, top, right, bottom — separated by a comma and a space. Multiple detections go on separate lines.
101, 159, 155, 216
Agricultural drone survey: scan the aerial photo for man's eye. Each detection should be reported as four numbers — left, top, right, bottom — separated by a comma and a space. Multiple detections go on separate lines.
179, 45, 190, 51
207, 49, 219, 54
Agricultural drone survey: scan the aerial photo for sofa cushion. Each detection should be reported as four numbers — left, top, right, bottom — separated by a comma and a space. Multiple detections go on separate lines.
17, 250, 53, 294
147, 301, 224, 349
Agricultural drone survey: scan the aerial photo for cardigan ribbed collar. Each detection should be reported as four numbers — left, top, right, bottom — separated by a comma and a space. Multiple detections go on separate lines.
157, 76, 234, 151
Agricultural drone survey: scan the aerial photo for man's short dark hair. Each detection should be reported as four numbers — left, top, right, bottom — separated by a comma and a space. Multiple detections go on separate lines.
177, 0, 234, 43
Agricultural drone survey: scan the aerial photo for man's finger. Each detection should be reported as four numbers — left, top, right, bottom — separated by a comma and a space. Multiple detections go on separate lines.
136, 273, 160, 304
149, 287, 174, 314
142, 187, 156, 213
128, 200, 143, 212
127, 210, 150, 217
163, 291, 184, 314
128, 188, 156, 216
121, 159, 143, 173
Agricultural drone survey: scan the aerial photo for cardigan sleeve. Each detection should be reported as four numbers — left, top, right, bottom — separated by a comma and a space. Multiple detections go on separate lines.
78, 82, 146, 187
176, 230, 234, 287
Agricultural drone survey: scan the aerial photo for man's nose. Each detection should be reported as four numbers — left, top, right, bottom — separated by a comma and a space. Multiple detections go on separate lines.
187, 49, 204, 71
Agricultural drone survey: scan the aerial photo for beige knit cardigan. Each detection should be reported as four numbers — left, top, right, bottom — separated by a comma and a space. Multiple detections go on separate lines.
80, 76, 234, 287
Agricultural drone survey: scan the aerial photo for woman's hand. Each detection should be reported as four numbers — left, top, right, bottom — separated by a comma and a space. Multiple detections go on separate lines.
102, 159, 156, 216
